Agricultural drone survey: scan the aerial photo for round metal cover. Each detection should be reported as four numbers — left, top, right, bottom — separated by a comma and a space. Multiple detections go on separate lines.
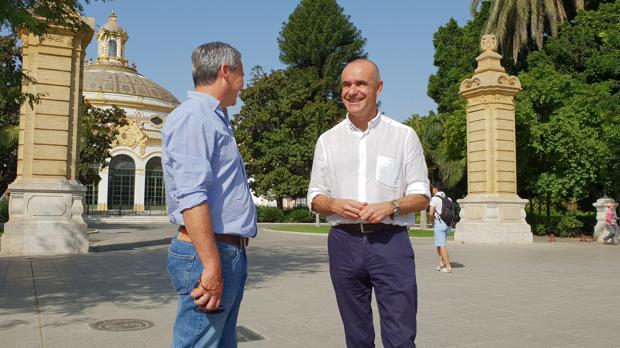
89, 319, 154, 331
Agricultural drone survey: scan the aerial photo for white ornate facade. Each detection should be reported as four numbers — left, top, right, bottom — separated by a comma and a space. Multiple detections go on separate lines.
82, 12, 179, 213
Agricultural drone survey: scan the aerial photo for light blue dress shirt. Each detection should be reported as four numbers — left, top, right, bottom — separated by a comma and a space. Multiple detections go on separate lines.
161, 91, 257, 237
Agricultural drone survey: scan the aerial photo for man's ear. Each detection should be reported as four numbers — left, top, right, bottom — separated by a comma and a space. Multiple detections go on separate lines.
220, 64, 231, 80
376, 80, 384, 96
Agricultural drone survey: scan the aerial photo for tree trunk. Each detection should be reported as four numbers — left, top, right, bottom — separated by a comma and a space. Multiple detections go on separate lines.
546, 193, 551, 217
276, 197, 283, 210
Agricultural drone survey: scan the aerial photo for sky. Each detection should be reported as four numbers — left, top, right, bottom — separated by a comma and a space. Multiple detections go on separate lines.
82, 1, 473, 122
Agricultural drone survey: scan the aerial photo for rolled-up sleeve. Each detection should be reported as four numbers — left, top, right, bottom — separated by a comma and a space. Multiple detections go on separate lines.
167, 112, 214, 215
404, 129, 431, 199
307, 136, 330, 212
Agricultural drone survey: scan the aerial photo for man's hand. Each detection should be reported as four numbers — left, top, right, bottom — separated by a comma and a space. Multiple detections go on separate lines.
191, 269, 224, 312
331, 199, 367, 219
359, 202, 393, 223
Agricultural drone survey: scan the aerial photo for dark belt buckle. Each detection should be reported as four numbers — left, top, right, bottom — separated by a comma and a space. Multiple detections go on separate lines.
360, 223, 372, 234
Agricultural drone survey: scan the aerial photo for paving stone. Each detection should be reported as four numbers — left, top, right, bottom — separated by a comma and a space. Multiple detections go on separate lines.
1, 224, 620, 347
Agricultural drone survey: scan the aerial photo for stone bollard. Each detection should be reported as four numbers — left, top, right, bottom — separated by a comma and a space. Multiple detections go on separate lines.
593, 197, 616, 242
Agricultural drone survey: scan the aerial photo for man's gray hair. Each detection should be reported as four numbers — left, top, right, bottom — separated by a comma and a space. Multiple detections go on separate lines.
191, 42, 241, 87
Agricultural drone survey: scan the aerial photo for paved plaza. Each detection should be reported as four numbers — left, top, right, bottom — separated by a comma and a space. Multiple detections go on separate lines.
1, 223, 619, 348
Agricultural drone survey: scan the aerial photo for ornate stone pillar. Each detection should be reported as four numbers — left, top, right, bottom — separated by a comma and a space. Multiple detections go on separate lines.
97, 167, 109, 211
1, 18, 95, 255
454, 35, 533, 244
134, 168, 146, 212
593, 197, 615, 242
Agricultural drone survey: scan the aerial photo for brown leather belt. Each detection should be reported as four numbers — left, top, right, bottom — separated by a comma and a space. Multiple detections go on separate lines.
336, 223, 404, 234
178, 226, 248, 247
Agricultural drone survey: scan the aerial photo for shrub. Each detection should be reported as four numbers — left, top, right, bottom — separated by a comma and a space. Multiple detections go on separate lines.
555, 214, 583, 237
0, 198, 8, 224
257, 207, 285, 222
285, 208, 316, 223
532, 223, 548, 236
573, 211, 595, 234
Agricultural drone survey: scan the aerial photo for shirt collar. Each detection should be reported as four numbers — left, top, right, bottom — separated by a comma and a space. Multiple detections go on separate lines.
186, 90, 229, 124
187, 90, 220, 112
345, 111, 382, 132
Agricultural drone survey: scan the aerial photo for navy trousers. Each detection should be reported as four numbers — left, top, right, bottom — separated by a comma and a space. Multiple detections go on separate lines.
328, 226, 417, 348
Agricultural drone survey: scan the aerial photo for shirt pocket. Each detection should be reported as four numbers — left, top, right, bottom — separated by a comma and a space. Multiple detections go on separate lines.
376, 155, 400, 189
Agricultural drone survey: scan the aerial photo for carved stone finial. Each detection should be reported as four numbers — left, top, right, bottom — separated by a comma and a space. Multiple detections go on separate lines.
481, 34, 498, 52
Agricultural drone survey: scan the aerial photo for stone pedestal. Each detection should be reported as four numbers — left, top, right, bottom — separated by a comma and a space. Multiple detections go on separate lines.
0, 18, 94, 255
593, 197, 616, 242
455, 194, 532, 244
1, 179, 88, 255
453, 35, 533, 244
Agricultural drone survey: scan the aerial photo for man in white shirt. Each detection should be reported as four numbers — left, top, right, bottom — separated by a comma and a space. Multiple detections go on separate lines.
428, 182, 452, 273
307, 58, 430, 348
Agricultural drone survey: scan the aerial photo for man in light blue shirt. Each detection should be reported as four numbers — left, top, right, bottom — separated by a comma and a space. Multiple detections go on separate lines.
162, 41, 256, 347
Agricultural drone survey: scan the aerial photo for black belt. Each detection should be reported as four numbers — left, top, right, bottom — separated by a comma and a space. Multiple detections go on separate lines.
335, 223, 404, 234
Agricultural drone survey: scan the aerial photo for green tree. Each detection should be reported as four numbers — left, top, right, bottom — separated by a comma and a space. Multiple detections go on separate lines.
471, 0, 585, 61
1, 0, 100, 36
236, 1, 366, 207
515, 0, 620, 208
278, 0, 366, 96
79, 103, 128, 185
234, 67, 341, 208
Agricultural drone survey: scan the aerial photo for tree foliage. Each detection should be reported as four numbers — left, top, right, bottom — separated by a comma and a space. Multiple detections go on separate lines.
1, 0, 99, 36
236, 0, 366, 206
79, 103, 128, 185
471, 0, 585, 61
278, 0, 366, 96
234, 67, 341, 205
515, 0, 620, 206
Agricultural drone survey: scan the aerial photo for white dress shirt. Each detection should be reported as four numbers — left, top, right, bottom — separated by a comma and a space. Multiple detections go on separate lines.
307, 112, 430, 226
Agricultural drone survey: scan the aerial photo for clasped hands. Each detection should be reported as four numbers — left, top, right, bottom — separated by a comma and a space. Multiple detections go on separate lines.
333, 199, 393, 223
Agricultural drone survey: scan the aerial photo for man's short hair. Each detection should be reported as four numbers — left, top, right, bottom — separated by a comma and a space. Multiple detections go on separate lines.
191, 42, 241, 87
432, 181, 446, 192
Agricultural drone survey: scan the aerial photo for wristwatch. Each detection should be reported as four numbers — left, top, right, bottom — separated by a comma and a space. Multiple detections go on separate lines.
390, 200, 401, 220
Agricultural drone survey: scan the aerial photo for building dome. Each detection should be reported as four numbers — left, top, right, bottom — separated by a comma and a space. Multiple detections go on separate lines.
100, 10, 125, 34
83, 64, 179, 105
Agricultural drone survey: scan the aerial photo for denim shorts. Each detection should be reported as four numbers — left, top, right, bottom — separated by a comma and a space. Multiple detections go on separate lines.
434, 220, 450, 247
167, 235, 247, 348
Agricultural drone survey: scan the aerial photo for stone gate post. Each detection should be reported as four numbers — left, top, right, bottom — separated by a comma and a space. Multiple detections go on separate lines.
454, 35, 533, 244
1, 18, 95, 255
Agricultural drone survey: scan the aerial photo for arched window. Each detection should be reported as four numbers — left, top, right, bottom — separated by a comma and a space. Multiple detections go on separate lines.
107, 155, 135, 211
108, 39, 117, 57
145, 157, 166, 210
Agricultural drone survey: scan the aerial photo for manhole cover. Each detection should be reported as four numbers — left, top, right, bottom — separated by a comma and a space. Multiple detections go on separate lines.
237, 325, 264, 342
89, 319, 155, 331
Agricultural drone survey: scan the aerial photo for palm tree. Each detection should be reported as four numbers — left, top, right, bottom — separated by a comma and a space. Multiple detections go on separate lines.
471, 0, 584, 61
406, 114, 466, 188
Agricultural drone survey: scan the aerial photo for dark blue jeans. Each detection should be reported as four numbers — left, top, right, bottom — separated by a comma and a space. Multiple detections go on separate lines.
328, 226, 417, 348
167, 236, 247, 348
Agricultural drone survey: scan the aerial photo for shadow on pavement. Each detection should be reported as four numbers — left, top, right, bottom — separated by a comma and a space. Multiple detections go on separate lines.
0, 229, 329, 322
246, 245, 329, 289
90, 238, 172, 252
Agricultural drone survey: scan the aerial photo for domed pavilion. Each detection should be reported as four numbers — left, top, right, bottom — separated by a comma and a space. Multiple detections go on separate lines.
83, 11, 179, 214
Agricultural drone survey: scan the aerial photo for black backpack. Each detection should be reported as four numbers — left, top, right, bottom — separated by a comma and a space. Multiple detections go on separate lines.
435, 194, 460, 228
